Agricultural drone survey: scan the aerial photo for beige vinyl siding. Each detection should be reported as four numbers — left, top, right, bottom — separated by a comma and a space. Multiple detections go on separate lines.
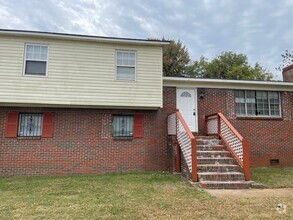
0, 35, 163, 108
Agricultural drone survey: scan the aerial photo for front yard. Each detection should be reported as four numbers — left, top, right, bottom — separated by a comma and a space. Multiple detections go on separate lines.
0, 171, 292, 219
251, 167, 293, 188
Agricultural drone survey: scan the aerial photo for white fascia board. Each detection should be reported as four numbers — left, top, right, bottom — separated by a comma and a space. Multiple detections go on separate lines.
0, 29, 169, 46
163, 77, 293, 91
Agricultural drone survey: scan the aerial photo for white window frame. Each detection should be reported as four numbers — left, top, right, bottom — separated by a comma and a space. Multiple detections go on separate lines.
235, 90, 282, 118
115, 50, 136, 81
23, 43, 49, 77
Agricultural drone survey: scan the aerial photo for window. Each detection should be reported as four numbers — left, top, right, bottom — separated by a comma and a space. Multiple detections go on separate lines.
116, 51, 136, 81
6, 112, 54, 138
235, 90, 281, 117
24, 44, 48, 76
180, 91, 191, 97
112, 115, 134, 137
18, 113, 43, 137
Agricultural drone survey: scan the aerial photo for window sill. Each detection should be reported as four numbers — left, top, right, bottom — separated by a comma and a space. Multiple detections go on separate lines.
23, 74, 48, 78
114, 79, 136, 83
236, 116, 283, 121
17, 136, 42, 140
112, 136, 133, 141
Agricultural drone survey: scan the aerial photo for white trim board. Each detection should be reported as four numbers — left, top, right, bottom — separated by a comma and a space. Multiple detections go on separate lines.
163, 77, 293, 91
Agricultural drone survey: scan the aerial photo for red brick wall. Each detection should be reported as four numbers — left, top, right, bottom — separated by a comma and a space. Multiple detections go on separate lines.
0, 88, 177, 177
282, 64, 293, 82
197, 88, 293, 167
1, 86, 291, 177
163, 87, 293, 167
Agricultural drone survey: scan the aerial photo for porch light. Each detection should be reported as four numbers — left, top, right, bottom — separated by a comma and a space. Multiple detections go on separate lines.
199, 89, 205, 99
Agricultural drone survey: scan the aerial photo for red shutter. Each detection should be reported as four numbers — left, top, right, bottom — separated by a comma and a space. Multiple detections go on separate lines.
42, 112, 54, 138
133, 114, 144, 138
6, 112, 19, 138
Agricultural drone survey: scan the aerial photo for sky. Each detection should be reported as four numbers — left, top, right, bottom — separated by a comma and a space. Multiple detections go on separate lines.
0, 0, 292, 80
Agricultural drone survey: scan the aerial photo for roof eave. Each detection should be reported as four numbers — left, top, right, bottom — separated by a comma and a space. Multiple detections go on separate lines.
163, 77, 293, 91
0, 29, 170, 46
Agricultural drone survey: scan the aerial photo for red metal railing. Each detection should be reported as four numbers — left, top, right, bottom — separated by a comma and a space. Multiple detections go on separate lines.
168, 110, 197, 182
205, 112, 250, 181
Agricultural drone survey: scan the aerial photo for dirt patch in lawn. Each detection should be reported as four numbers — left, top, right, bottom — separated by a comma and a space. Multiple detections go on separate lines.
206, 188, 293, 198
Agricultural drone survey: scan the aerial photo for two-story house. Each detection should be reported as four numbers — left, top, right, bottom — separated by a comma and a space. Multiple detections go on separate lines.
0, 29, 292, 188
0, 29, 171, 176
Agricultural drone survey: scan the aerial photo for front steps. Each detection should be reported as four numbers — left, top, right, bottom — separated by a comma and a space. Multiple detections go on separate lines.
196, 136, 252, 189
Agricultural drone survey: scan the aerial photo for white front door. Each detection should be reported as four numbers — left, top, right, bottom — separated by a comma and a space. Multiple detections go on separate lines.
176, 89, 197, 132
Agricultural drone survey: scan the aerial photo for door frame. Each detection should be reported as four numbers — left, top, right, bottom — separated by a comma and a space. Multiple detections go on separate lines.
176, 87, 198, 132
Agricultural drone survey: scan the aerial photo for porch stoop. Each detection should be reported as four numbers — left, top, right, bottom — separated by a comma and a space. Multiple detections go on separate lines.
196, 136, 252, 189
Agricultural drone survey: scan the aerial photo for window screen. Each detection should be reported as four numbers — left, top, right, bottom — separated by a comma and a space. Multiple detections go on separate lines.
25, 44, 48, 76
116, 51, 136, 81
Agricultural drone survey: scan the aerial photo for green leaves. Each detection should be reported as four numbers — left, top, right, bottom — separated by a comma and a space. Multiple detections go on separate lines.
163, 40, 191, 77
162, 40, 274, 81
276, 50, 293, 71
187, 51, 273, 81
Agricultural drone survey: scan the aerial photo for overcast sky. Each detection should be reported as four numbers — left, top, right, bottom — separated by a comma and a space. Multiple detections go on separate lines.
0, 0, 292, 79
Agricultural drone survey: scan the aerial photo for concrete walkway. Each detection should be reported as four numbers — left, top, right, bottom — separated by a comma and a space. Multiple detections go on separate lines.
206, 188, 293, 198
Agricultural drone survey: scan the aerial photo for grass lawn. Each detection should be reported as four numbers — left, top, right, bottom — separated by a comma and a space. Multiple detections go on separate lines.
0, 172, 292, 219
251, 167, 293, 188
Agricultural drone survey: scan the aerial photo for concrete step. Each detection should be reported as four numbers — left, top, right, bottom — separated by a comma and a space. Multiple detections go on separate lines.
198, 172, 245, 181
197, 157, 237, 165
199, 181, 252, 189
197, 164, 242, 172
196, 136, 219, 140
196, 140, 223, 145
197, 145, 226, 151
197, 150, 231, 158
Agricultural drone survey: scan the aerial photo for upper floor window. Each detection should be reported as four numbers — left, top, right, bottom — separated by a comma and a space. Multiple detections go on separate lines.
24, 44, 48, 76
235, 90, 281, 117
116, 51, 136, 81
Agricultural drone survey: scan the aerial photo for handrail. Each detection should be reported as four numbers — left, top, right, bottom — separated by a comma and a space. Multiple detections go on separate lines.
218, 113, 243, 141
176, 110, 195, 141
167, 110, 198, 182
205, 112, 250, 181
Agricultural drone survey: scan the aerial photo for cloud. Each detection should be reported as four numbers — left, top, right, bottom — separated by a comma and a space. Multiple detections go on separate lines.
0, 0, 292, 79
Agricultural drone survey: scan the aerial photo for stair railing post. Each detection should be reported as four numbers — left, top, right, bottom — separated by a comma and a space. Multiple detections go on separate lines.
175, 112, 180, 173
191, 138, 198, 182
176, 140, 181, 173
217, 113, 221, 139
205, 116, 208, 136
242, 138, 251, 181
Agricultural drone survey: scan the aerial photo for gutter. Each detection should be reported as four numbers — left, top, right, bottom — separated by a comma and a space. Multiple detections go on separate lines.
0, 29, 170, 46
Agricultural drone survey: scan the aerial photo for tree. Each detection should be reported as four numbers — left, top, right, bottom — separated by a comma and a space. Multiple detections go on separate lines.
187, 51, 273, 81
276, 50, 293, 71
163, 40, 191, 77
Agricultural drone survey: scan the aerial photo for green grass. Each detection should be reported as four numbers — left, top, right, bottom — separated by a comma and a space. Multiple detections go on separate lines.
0, 172, 292, 219
251, 167, 293, 188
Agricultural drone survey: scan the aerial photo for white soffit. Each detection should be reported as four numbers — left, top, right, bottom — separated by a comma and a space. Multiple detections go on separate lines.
163, 77, 293, 91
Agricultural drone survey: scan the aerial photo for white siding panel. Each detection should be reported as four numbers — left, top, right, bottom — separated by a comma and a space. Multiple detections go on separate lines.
0, 35, 163, 108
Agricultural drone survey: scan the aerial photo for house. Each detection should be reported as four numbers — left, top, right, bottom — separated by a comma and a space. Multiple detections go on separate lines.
164, 77, 292, 188
0, 30, 292, 188
0, 29, 170, 176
